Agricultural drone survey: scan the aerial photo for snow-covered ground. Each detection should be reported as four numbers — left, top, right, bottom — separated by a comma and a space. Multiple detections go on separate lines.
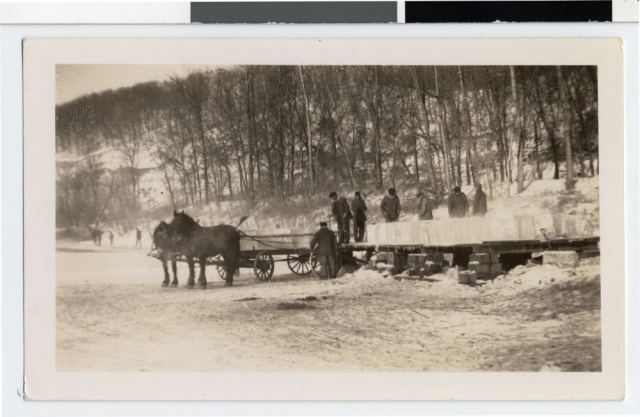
56, 245, 601, 372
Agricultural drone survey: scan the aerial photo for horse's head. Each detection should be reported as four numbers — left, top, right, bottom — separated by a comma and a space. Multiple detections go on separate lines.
152, 220, 172, 246
171, 210, 199, 242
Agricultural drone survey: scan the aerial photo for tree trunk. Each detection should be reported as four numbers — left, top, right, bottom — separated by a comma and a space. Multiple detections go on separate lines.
321, 68, 356, 187
434, 66, 453, 192
458, 67, 477, 186
533, 120, 543, 179
298, 66, 315, 193
556, 66, 574, 191
510, 66, 525, 194
410, 67, 437, 193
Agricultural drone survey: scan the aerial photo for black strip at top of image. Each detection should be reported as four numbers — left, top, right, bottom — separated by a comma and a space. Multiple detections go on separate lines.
406, 1, 612, 23
191, 2, 397, 24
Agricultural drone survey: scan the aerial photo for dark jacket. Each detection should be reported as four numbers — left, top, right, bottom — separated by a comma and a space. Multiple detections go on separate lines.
310, 227, 337, 256
447, 192, 469, 218
332, 197, 352, 222
472, 189, 488, 217
351, 197, 368, 223
380, 195, 401, 221
418, 195, 434, 220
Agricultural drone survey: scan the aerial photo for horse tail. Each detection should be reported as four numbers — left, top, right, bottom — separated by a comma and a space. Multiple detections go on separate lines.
236, 215, 249, 228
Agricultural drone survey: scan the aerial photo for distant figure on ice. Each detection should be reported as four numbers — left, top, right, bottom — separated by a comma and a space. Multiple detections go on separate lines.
417, 189, 434, 220
380, 187, 401, 223
135, 228, 142, 247
90, 228, 100, 246
351, 191, 368, 242
329, 191, 352, 244
447, 186, 469, 218
472, 183, 488, 217
108, 231, 114, 246
310, 221, 338, 279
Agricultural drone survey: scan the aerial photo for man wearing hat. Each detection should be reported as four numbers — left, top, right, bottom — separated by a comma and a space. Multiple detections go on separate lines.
417, 189, 434, 220
380, 187, 401, 222
447, 186, 469, 218
310, 221, 338, 279
350, 191, 368, 242
329, 191, 352, 244
472, 183, 488, 217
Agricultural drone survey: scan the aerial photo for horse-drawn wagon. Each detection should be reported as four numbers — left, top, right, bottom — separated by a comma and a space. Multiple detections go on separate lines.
151, 226, 322, 282
212, 228, 322, 281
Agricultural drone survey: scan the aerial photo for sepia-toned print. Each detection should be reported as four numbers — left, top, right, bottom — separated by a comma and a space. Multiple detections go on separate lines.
55, 63, 603, 373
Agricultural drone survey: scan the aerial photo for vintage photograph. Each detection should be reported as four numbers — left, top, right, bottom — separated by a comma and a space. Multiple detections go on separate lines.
55, 62, 603, 373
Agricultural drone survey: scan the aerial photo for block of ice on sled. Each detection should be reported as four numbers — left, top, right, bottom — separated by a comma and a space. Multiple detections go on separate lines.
483, 216, 518, 241
381, 222, 398, 245
376, 222, 388, 245
425, 219, 451, 246
552, 214, 598, 238
515, 215, 536, 240
418, 221, 431, 245
467, 217, 485, 243
366, 224, 378, 244
374, 223, 386, 245
395, 221, 422, 245
451, 218, 470, 244
239, 228, 315, 251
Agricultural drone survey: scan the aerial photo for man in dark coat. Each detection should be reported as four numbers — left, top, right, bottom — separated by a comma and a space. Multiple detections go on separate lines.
108, 230, 114, 246
310, 222, 338, 279
329, 191, 352, 244
472, 183, 488, 217
380, 187, 401, 222
447, 186, 469, 218
351, 191, 368, 242
417, 190, 434, 220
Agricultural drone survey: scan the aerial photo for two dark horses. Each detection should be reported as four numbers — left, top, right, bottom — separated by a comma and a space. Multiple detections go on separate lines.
152, 211, 241, 289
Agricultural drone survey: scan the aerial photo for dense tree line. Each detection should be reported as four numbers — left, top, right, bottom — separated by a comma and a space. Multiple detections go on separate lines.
56, 65, 598, 230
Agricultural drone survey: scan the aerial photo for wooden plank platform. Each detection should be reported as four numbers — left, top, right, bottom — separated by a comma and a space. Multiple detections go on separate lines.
340, 236, 600, 254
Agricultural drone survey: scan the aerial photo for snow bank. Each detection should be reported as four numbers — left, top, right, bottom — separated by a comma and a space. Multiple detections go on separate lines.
480, 261, 600, 296
336, 258, 600, 300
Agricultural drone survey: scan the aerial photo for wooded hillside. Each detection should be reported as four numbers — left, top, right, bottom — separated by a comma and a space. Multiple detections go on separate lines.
56, 65, 598, 231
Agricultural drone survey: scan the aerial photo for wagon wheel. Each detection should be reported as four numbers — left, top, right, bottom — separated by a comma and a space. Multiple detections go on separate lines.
253, 251, 274, 282
287, 253, 320, 276
214, 255, 230, 282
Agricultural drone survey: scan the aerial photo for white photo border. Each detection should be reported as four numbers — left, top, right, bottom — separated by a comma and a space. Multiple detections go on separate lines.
23, 37, 625, 401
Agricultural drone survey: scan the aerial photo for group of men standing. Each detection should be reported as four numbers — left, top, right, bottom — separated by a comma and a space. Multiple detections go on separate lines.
327, 183, 487, 244
328, 190, 370, 244
329, 187, 403, 245
311, 183, 488, 279
447, 183, 488, 218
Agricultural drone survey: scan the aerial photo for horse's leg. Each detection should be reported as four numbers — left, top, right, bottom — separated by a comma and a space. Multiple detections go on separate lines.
197, 256, 207, 288
223, 254, 234, 286
187, 257, 195, 288
161, 256, 170, 287
170, 256, 178, 287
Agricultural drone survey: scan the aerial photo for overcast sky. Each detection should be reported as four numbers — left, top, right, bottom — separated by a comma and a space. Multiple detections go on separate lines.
56, 65, 221, 105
